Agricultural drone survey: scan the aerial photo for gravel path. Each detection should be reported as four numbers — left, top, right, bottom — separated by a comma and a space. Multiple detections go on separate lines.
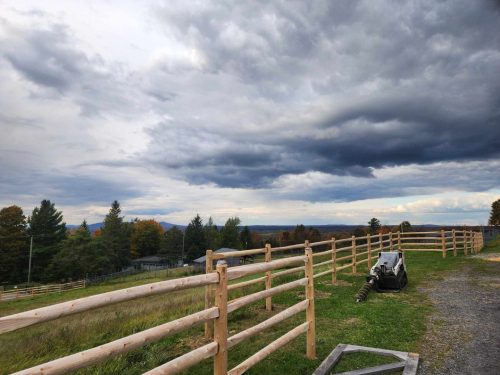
418, 256, 500, 375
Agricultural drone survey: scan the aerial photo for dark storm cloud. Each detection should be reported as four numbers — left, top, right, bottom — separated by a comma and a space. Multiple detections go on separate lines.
141, 0, 500, 194
0, 18, 138, 117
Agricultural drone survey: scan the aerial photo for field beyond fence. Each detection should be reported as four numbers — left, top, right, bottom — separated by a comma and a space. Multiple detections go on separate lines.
0, 229, 484, 374
0, 280, 85, 302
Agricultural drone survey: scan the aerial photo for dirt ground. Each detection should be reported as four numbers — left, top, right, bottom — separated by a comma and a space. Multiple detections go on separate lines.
418, 255, 500, 375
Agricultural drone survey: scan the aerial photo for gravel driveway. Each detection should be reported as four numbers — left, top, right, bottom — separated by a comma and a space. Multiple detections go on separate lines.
418, 255, 500, 375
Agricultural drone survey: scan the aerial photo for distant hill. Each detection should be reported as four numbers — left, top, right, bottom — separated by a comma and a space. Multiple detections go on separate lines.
67, 222, 184, 232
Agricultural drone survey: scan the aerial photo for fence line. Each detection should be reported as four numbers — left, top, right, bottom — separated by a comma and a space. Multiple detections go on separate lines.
0, 280, 85, 302
205, 229, 484, 314
0, 255, 314, 375
0, 229, 483, 374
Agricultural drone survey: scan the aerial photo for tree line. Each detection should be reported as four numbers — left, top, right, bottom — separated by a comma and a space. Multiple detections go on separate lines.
0, 200, 262, 285
2, 198, 497, 286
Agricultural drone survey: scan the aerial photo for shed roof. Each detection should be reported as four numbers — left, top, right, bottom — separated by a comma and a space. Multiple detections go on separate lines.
193, 248, 239, 263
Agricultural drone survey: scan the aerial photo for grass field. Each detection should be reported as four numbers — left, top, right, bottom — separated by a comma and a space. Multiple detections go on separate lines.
1, 237, 498, 375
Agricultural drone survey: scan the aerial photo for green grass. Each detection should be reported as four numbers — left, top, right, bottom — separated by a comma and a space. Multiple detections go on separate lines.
1, 238, 499, 375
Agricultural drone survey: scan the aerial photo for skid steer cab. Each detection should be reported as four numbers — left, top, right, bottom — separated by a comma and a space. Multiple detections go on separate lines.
355, 250, 408, 302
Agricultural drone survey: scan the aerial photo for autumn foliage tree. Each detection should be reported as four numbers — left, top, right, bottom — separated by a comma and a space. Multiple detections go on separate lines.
131, 219, 164, 257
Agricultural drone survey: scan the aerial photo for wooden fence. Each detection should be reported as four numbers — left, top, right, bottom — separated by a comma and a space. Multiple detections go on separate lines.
0, 254, 316, 375
204, 229, 484, 336
0, 229, 483, 374
0, 280, 85, 302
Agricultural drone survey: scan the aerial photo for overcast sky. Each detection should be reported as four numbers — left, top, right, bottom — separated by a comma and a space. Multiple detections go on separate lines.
0, 0, 499, 226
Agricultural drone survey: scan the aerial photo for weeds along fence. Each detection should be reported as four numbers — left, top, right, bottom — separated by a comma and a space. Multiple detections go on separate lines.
0, 280, 85, 302
0, 253, 316, 375
203, 229, 484, 337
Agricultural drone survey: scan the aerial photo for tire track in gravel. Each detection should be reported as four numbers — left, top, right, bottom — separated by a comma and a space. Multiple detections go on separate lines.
417, 257, 500, 375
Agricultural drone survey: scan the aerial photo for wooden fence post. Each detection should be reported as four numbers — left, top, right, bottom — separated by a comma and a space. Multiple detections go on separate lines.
331, 237, 337, 285
214, 262, 228, 375
473, 232, 477, 254
205, 250, 214, 339
379, 232, 383, 252
452, 229, 457, 256
397, 231, 401, 251
463, 230, 468, 255
304, 248, 316, 359
265, 244, 272, 311
389, 232, 393, 252
441, 230, 446, 259
367, 234, 372, 269
351, 236, 357, 274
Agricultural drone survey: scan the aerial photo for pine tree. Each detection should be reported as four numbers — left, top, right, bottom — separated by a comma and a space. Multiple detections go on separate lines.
47, 221, 111, 280
489, 199, 500, 226
239, 226, 252, 249
0, 205, 29, 284
220, 217, 242, 249
368, 218, 381, 234
204, 217, 220, 250
101, 201, 131, 271
28, 200, 67, 281
160, 226, 184, 266
184, 214, 206, 261
29, 200, 66, 246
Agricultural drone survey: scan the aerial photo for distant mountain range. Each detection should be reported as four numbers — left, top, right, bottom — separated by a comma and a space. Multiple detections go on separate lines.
67, 222, 443, 233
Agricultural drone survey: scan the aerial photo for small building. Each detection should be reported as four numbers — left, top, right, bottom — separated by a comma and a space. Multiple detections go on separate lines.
132, 256, 167, 271
193, 248, 250, 269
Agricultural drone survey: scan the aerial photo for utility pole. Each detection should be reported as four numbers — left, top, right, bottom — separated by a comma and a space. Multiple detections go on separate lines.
182, 229, 185, 265
27, 235, 33, 286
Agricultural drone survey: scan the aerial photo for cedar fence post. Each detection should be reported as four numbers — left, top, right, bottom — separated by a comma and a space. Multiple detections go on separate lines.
389, 232, 393, 252
452, 229, 457, 256
331, 237, 337, 285
351, 236, 357, 274
397, 231, 401, 251
441, 230, 446, 258
304, 248, 316, 359
265, 243, 272, 311
379, 232, 383, 252
214, 262, 228, 375
367, 234, 372, 269
464, 230, 468, 255
205, 249, 214, 339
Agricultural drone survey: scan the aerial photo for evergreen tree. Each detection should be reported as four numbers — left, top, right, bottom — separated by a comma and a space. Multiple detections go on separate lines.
292, 224, 307, 243
47, 221, 111, 280
184, 214, 206, 261
28, 200, 67, 281
239, 226, 253, 249
204, 217, 220, 250
160, 226, 184, 266
368, 218, 381, 234
0, 205, 29, 284
29, 200, 66, 245
400, 221, 412, 232
220, 217, 241, 249
489, 199, 500, 226
101, 201, 131, 271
